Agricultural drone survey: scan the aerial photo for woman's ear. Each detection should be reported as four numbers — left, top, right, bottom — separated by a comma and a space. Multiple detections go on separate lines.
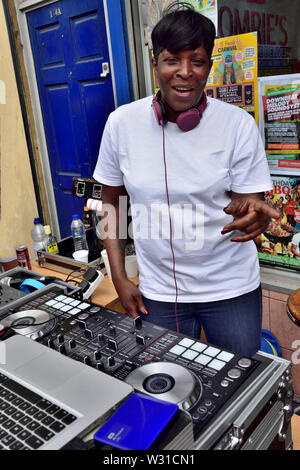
152, 57, 159, 86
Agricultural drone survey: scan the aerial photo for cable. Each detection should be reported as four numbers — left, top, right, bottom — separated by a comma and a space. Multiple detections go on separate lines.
161, 123, 179, 333
65, 268, 85, 283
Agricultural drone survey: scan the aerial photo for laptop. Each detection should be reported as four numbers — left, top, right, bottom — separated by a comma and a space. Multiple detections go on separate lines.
0, 335, 133, 450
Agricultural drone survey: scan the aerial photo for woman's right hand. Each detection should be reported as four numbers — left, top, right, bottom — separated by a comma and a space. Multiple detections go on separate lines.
113, 278, 148, 318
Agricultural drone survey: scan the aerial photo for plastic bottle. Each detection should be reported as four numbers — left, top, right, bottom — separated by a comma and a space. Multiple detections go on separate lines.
71, 214, 89, 252
44, 225, 59, 255
30, 218, 47, 260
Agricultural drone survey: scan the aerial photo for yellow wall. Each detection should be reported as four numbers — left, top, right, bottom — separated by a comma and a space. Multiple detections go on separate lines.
0, 2, 37, 259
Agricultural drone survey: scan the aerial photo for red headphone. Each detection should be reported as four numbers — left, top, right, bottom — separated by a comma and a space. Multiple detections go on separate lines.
152, 91, 207, 132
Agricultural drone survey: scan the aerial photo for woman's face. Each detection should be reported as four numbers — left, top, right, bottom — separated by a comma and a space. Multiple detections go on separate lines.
152, 45, 212, 121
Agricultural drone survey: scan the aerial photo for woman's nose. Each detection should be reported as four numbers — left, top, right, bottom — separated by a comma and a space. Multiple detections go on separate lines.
176, 60, 193, 78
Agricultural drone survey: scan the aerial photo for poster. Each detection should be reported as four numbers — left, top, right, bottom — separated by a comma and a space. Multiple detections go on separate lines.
260, 79, 300, 154
256, 176, 300, 270
206, 32, 259, 123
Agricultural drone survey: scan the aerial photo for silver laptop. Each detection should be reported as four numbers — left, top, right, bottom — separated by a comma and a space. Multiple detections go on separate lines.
0, 335, 133, 450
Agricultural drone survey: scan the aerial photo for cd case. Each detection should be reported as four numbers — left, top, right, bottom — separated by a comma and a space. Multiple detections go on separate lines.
94, 393, 178, 450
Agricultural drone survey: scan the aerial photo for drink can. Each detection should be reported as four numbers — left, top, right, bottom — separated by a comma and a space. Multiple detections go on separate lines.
16, 246, 32, 270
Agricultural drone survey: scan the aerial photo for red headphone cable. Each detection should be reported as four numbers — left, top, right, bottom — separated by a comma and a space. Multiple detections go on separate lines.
161, 123, 180, 333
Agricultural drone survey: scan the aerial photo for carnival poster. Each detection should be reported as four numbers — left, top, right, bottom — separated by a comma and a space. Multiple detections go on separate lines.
206, 32, 259, 123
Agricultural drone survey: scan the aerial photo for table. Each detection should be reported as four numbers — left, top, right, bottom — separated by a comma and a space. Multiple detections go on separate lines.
30, 260, 138, 313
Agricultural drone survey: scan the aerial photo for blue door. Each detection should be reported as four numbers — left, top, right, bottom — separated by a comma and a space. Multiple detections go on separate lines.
27, 0, 116, 238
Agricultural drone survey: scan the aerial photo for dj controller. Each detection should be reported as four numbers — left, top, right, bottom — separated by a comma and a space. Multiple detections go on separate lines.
0, 286, 263, 440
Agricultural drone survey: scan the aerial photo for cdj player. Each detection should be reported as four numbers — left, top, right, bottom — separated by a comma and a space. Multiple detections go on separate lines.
0, 282, 294, 450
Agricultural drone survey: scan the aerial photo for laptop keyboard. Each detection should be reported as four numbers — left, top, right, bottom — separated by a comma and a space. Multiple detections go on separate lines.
0, 372, 77, 450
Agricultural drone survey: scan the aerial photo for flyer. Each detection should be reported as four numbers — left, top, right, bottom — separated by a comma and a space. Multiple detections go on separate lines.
262, 84, 300, 152
256, 176, 300, 269
258, 74, 300, 156
206, 32, 259, 123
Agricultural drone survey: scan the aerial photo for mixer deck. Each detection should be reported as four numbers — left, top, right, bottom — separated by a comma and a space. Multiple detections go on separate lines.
0, 289, 261, 439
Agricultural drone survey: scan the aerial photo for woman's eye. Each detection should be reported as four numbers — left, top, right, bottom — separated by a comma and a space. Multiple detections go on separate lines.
192, 60, 204, 66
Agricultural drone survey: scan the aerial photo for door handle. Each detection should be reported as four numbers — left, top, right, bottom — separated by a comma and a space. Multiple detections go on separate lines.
100, 62, 110, 78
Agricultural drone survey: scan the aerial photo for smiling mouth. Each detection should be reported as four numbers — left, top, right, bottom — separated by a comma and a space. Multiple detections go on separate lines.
173, 86, 194, 95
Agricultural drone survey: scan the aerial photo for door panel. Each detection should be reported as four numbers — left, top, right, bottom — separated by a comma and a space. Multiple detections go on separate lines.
27, 0, 116, 238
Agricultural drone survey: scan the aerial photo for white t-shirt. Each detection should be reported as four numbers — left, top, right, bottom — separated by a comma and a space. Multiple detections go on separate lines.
93, 96, 272, 302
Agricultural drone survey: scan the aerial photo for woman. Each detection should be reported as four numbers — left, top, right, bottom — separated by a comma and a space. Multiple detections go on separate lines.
93, 4, 278, 356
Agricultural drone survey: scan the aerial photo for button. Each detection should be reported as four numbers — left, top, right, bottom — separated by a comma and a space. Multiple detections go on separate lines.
217, 351, 234, 363
204, 400, 213, 407
78, 313, 89, 320
181, 349, 199, 361
89, 306, 101, 313
191, 342, 207, 353
61, 297, 74, 304
54, 295, 67, 302
78, 302, 90, 310
69, 308, 81, 316
169, 345, 186, 356
61, 305, 72, 312
205, 346, 220, 357
45, 300, 57, 307
227, 368, 242, 379
209, 359, 226, 371
238, 358, 252, 368
220, 379, 229, 387
194, 354, 211, 366
179, 338, 195, 348
52, 302, 64, 310
197, 405, 207, 414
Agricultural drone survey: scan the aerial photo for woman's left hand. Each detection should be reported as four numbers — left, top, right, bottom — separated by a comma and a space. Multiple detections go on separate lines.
222, 193, 280, 242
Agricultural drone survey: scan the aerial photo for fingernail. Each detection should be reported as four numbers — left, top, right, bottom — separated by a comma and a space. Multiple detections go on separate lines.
221, 229, 229, 235
231, 238, 238, 242
142, 308, 149, 315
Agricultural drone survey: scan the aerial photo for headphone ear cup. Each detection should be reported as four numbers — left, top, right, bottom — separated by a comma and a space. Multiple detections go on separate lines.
176, 93, 207, 132
152, 96, 167, 126
176, 109, 201, 132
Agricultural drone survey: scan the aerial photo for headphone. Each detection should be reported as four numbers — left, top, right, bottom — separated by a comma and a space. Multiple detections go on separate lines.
152, 90, 207, 132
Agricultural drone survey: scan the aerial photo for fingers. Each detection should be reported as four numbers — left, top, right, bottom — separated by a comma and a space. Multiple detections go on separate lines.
222, 198, 280, 242
224, 198, 280, 220
222, 212, 270, 234
123, 289, 149, 319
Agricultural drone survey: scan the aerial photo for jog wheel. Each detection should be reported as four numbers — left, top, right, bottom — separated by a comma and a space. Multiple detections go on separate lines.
125, 361, 202, 411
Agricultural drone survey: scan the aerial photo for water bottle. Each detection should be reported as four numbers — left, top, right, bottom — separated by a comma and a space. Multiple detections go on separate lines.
30, 218, 47, 260
71, 214, 88, 251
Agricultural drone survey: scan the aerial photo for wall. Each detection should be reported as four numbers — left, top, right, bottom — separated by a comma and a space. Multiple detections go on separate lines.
0, 2, 37, 259
262, 288, 300, 395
